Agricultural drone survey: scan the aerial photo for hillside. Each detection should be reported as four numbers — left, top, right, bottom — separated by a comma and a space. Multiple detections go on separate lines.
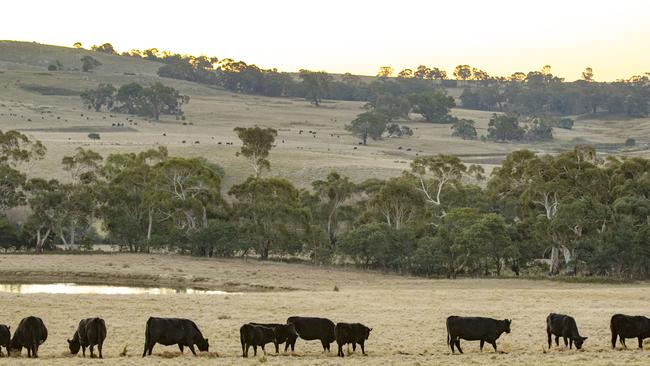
1, 41, 650, 191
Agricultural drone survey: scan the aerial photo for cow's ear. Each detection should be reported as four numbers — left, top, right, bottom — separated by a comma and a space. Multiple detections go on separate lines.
67, 339, 71, 344
583, 337, 588, 340
369, 328, 373, 332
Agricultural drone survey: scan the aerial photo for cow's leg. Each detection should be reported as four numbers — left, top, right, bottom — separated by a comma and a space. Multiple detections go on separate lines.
189, 344, 197, 356
547, 331, 552, 349
33, 344, 38, 358
178, 344, 184, 353
274, 341, 279, 353
611, 332, 617, 348
253, 345, 258, 356
320, 339, 328, 352
99, 343, 103, 359
90, 345, 95, 358
450, 336, 456, 353
245, 344, 250, 357
142, 343, 148, 357
455, 339, 463, 354
337, 342, 343, 357
563, 337, 568, 347
480, 340, 485, 351
27, 346, 31, 358
360, 340, 365, 355
638, 337, 643, 349
490, 341, 497, 352
148, 343, 154, 356
620, 337, 627, 349
555, 336, 560, 346
262, 344, 266, 355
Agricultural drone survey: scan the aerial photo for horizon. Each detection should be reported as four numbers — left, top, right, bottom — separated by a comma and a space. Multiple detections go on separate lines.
3, 0, 650, 81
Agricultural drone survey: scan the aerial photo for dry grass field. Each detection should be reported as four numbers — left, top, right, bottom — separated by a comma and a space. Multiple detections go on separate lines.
3, 42, 650, 365
3, 41, 650, 191
0, 254, 649, 365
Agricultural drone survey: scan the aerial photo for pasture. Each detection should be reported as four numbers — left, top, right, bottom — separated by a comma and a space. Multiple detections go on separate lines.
2, 42, 650, 191
0, 254, 649, 365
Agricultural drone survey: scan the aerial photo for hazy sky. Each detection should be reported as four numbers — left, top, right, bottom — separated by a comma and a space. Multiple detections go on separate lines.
3, 0, 649, 80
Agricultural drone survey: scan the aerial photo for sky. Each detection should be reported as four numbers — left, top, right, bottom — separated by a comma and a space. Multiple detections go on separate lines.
2, 0, 649, 81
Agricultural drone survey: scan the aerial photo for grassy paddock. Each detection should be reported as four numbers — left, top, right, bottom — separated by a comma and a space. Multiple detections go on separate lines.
0, 254, 649, 365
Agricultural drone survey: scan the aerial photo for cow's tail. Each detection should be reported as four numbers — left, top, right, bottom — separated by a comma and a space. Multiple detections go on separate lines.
142, 318, 151, 357
240, 325, 245, 356
446, 319, 450, 346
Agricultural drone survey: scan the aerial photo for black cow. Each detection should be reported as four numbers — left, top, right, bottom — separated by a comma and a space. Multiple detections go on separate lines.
610, 314, 650, 349
142, 317, 209, 357
446, 316, 511, 354
0, 325, 9, 357
68, 317, 107, 358
10, 316, 48, 358
286, 316, 336, 352
240, 324, 276, 357
546, 313, 587, 349
334, 322, 372, 357
249, 323, 297, 353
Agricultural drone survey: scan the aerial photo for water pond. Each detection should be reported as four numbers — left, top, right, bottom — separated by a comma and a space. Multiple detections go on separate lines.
0, 283, 235, 295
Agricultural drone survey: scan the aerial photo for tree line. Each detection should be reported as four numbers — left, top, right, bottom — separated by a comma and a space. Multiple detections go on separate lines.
75, 43, 649, 122
3, 128, 650, 279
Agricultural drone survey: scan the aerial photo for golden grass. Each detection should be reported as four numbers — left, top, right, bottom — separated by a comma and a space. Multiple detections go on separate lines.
3, 42, 650, 192
0, 254, 649, 365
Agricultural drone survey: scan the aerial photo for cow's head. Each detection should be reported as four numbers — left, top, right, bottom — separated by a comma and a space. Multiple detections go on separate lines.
197, 338, 209, 352
503, 319, 512, 334
574, 336, 588, 349
68, 338, 81, 354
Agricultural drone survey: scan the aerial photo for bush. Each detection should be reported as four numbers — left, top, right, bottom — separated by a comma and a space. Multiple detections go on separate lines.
88, 133, 101, 140
555, 118, 574, 130
625, 137, 636, 146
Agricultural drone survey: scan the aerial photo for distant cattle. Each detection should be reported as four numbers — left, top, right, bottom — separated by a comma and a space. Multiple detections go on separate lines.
286, 316, 336, 352
0, 324, 9, 357
334, 322, 372, 357
610, 314, 650, 349
68, 317, 107, 358
10, 316, 48, 358
546, 313, 587, 349
240, 324, 276, 357
142, 317, 209, 357
446, 316, 511, 354
249, 323, 297, 353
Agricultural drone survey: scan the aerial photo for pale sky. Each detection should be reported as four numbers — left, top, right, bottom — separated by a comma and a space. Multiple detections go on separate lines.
2, 0, 649, 81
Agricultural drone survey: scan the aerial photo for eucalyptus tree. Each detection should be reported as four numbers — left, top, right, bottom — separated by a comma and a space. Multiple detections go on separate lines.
234, 126, 277, 177
228, 177, 308, 259
311, 172, 356, 248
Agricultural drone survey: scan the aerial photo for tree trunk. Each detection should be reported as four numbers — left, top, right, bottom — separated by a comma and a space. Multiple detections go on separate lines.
147, 209, 153, 242
549, 246, 561, 275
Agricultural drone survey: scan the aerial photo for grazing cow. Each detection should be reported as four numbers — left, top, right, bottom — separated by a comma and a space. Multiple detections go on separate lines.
286, 316, 335, 352
0, 325, 9, 357
142, 317, 209, 357
10, 316, 48, 358
249, 323, 297, 353
446, 316, 511, 354
610, 314, 650, 349
68, 317, 107, 358
240, 324, 276, 357
546, 313, 587, 349
334, 322, 372, 357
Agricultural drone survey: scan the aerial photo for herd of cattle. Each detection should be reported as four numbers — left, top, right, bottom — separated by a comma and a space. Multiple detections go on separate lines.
1, 313, 650, 358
